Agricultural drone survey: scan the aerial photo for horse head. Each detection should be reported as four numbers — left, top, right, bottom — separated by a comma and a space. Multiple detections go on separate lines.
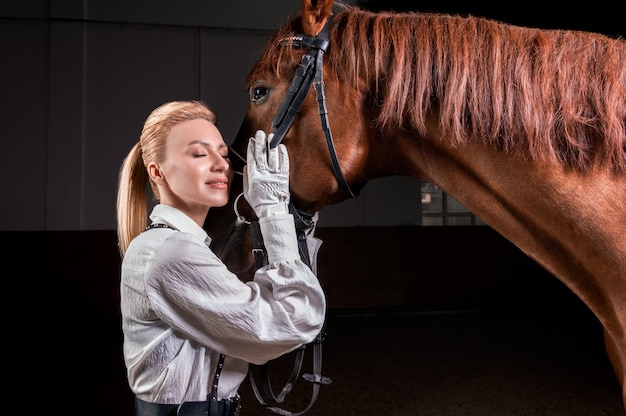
205, 0, 380, 278
235, 0, 378, 213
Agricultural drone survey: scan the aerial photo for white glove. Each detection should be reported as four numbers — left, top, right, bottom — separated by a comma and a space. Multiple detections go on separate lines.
243, 130, 290, 218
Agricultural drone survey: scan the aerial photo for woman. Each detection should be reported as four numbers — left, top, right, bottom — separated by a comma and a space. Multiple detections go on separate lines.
116, 100, 326, 416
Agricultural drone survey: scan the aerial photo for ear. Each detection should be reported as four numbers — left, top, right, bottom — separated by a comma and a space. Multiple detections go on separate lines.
147, 162, 165, 184
301, 0, 334, 36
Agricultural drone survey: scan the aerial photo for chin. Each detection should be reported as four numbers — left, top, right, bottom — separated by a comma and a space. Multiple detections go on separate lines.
213, 197, 229, 208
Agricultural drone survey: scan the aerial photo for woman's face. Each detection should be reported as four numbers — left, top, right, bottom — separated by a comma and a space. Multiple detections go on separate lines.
153, 118, 232, 219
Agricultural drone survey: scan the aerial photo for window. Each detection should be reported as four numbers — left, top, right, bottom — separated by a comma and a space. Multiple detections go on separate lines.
420, 181, 486, 226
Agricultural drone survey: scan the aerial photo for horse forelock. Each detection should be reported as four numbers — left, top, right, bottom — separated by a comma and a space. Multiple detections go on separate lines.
246, 12, 303, 85
251, 3, 626, 173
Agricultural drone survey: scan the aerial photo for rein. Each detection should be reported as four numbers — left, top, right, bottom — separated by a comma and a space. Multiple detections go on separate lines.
248, 205, 331, 416
227, 14, 351, 414
227, 148, 331, 416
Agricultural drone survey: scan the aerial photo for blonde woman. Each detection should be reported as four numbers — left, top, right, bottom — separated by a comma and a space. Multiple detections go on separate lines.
116, 100, 326, 416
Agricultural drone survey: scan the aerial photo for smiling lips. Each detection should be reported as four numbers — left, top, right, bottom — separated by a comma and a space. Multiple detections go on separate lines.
207, 178, 229, 188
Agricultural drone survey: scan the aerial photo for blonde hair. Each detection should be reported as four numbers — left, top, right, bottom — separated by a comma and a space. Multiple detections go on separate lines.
116, 100, 217, 256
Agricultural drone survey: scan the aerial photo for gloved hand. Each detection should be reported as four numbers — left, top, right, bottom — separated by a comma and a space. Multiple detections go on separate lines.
243, 130, 290, 218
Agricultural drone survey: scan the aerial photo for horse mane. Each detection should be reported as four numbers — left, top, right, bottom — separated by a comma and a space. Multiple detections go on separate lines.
250, 2, 626, 172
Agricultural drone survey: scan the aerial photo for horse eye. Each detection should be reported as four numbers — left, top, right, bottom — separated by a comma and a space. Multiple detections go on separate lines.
250, 86, 268, 103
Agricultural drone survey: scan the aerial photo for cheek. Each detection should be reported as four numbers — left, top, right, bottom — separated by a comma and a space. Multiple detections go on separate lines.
165, 165, 194, 188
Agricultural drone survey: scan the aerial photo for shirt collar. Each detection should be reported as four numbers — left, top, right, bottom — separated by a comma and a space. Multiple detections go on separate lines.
149, 204, 211, 245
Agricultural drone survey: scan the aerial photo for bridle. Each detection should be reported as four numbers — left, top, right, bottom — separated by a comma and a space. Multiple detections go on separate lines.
268, 15, 356, 200
225, 14, 353, 416
228, 11, 358, 217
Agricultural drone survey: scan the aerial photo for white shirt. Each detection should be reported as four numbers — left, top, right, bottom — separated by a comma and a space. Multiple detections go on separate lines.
121, 204, 326, 404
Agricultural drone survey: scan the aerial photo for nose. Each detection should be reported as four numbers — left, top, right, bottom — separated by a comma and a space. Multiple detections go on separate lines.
211, 151, 230, 172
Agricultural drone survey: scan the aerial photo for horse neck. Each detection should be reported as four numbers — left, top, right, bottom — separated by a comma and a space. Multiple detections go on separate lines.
414, 138, 626, 328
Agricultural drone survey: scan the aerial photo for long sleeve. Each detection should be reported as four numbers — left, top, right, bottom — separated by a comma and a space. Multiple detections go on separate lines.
121, 204, 326, 403
144, 216, 325, 365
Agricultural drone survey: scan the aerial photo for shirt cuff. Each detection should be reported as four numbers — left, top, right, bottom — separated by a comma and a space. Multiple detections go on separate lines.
258, 214, 299, 263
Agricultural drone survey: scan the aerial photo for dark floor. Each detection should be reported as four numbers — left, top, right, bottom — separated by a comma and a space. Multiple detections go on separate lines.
238, 309, 625, 416
14, 229, 622, 415
68, 307, 625, 416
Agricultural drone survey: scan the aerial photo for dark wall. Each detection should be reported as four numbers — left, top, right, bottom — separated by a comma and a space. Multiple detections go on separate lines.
2, 1, 621, 232
18, 226, 585, 320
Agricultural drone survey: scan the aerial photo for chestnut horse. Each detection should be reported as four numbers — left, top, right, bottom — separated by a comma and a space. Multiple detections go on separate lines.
204, 0, 626, 409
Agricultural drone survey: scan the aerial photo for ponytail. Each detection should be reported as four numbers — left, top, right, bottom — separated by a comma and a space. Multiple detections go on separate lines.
116, 142, 150, 256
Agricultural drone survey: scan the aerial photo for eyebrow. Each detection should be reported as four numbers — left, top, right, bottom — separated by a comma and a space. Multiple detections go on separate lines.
187, 140, 227, 150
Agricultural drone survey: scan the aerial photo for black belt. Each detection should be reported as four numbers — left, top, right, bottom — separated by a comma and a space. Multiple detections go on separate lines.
135, 396, 240, 416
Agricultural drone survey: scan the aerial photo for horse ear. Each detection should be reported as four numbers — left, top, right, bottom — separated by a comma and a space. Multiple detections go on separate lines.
301, 0, 334, 36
